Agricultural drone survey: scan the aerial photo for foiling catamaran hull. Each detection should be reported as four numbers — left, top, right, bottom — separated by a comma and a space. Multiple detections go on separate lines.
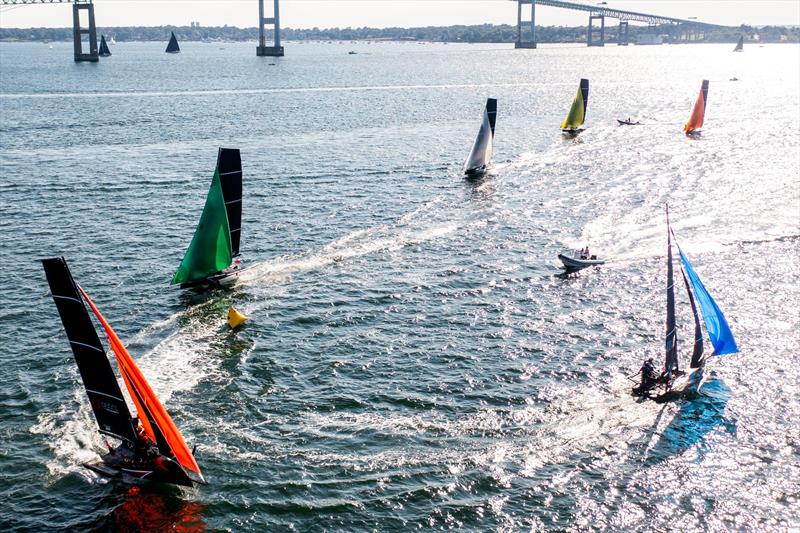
633, 364, 706, 403
178, 263, 243, 290
561, 128, 585, 138
85, 447, 194, 486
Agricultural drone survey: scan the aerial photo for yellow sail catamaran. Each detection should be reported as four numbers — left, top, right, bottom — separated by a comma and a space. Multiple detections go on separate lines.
561, 79, 589, 137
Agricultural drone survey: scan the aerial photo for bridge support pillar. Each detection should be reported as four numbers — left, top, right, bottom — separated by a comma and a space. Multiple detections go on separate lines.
587, 14, 605, 47
618, 21, 629, 46
72, 2, 98, 62
515, 0, 536, 49
257, 0, 284, 57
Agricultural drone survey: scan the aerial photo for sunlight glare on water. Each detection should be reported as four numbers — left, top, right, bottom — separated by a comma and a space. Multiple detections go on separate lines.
1, 41, 799, 530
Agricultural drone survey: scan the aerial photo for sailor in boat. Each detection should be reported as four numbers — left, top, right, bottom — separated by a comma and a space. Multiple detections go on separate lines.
637, 358, 659, 392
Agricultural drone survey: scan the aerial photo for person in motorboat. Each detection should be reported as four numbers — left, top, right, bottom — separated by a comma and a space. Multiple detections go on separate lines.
581, 246, 590, 260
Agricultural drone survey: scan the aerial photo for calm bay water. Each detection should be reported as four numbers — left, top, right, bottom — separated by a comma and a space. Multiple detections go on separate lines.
1, 40, 799, 531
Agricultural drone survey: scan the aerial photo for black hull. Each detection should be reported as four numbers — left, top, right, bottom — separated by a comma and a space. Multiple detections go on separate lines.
85, 446, 195, 487
464, 165, 487, 178
562, 128, 584, 138
631, 365, 705, 403
617, 120, 641, 126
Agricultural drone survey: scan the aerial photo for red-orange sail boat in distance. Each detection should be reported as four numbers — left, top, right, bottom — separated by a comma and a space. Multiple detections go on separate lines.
42, 257, 205, 487
683, 80, 709, 135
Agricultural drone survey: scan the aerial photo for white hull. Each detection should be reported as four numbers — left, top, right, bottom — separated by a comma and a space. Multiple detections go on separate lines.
558, 253, 605, 270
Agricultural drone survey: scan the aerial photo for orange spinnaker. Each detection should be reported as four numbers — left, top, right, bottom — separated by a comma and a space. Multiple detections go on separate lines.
684, 80, 708, 132
79, 287, 204, 483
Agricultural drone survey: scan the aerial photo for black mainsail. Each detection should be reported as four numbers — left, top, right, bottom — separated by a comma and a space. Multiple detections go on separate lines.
166, 32, 180, 53
41, 257, 137, 443
99, 35, 111, 57
733, 35, 744, 52
664, 208, 679, 376
217, 148, 243, 257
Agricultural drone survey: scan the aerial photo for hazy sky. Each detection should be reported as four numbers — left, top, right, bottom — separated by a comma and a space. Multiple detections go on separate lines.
1, 0, 798, 29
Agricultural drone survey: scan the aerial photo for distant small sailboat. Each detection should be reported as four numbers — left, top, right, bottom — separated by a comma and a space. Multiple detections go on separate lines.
632, 206, 738, 402
683, 80, 709, 136
165, 31, 181, 54
463, 98, 497, 176
172, 148, 243, 289
733, 35, 744, 52
42, 257, 205, 486
561, 79, 589, 137
99, 35, 112, 57
109, 36, 116, 45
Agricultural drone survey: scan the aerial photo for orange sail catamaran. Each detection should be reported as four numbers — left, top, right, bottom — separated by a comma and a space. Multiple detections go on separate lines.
684, 80, 709, 136
42, 257, 205, 486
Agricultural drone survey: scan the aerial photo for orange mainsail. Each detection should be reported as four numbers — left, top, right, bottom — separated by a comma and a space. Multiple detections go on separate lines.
79, 287, 204, 483
684, 80, 709, 132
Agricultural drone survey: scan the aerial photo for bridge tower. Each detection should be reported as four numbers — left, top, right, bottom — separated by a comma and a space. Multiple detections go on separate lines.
257, 0, 284, 56
72, 0, 98, 62
587, 13, 605, 46
515, 0, 536, 49
618, 20, 629, 46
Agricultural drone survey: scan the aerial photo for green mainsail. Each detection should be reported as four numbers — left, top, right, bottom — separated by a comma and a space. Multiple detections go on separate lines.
171, 168, 233, 285
560, 79, 589, 130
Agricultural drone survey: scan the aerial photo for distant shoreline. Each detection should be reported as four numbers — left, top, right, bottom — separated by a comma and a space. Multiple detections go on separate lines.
1, 23, 798, 44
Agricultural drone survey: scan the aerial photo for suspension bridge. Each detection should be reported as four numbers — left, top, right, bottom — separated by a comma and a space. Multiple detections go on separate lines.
0, 0, 728, 62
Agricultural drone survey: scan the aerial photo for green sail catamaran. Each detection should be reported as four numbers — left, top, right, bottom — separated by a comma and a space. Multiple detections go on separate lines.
561, 78, 589, 137
172, 148, 243, 289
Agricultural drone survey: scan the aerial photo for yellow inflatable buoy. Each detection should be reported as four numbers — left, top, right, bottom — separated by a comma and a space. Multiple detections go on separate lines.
227, 306, 248, 329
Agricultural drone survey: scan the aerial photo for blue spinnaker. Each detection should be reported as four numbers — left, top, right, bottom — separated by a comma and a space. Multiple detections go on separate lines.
678, 249, 739, 355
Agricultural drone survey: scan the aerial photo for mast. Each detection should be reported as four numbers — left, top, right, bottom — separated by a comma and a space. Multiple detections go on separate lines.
664, 206, 679, 374
41, 257, 137, 444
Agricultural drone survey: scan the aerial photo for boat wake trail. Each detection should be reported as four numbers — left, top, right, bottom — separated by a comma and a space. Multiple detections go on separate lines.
239, 221, 460, 286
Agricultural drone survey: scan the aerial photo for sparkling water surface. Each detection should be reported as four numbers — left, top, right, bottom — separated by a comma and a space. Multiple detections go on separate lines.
1, 40, 799, 531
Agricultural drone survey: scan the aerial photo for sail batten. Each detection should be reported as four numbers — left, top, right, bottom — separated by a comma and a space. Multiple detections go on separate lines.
217, 148, 243, 256
42, 257, 137, 444
684, 80, 708, 132
678, 248, 739, 356
664, 209, 679, 374
560, 79, 589, 130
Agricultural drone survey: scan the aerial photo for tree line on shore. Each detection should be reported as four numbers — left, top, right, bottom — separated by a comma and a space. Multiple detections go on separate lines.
1, 23, 797, 44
